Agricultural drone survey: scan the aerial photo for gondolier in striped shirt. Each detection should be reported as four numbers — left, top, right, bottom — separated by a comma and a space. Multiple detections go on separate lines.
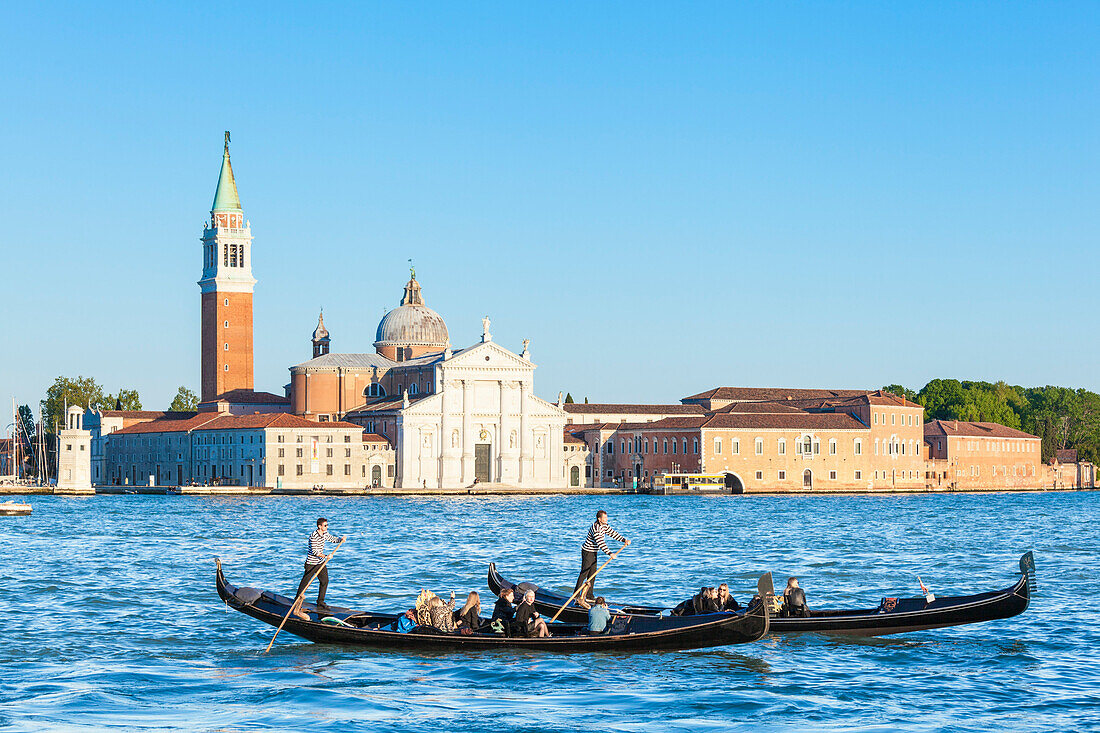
574, 510, 630, 602
295, 517, 344, 612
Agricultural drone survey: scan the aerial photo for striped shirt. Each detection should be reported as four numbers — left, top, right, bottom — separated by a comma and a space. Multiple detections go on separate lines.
582, 520, 626, 555
306, 529, 340, 565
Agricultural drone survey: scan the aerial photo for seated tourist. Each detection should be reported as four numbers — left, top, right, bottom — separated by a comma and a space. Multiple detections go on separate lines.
515, 589, 551, 637
670, 587, 712, 616
588, 596, 611, 634
782, 577, 809, 618
715, 583, 740, 612
456, 591, 482, 633
395, 608, 417, 633
695, 587, 720, 614
428, 594, 457, 632
491, 587, 517, 634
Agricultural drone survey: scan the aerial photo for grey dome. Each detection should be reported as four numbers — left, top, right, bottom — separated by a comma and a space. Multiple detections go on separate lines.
373, 277, 450, 351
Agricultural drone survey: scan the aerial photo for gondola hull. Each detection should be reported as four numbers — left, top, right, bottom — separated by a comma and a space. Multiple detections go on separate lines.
488, 552, 1034, 637
215, 560, 769, 652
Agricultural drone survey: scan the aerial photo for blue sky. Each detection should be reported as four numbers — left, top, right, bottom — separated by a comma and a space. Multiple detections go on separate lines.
2, 2, 1098, 412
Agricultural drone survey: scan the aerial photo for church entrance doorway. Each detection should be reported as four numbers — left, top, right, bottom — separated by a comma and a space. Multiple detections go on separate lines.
475, 444, 492, 483
371, 465, 382, 487
570, 466, 580, 487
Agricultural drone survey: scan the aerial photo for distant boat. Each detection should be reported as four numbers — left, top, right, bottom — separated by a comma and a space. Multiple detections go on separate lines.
0, 501, 31, 517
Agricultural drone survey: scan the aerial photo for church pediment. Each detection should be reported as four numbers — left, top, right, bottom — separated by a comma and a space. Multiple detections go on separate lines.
444, 341, 534, 372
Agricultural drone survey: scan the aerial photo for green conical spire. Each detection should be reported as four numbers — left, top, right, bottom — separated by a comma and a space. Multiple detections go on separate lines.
211, 131, 242, 213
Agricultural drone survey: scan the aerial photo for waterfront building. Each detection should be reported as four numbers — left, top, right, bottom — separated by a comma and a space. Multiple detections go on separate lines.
102, 412, 381, 489
563, 403, 705, 426
924, 419, 1047, 490
570, 390, 927, 491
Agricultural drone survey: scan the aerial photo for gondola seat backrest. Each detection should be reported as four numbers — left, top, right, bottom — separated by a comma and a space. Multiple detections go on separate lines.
235, 587, 262, 605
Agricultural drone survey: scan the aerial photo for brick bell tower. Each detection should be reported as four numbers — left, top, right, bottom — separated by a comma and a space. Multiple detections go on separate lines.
198, 132, 256, 403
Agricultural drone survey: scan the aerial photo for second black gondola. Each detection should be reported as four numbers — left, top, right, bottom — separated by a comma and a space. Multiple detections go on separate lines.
487, 551, 1035, 637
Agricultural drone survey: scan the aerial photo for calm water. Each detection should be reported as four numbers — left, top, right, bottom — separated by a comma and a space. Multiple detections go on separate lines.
1, 492, 1097, 731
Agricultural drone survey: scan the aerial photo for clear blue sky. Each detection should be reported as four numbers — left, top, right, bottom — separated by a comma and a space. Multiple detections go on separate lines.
3, 2, 1098, 412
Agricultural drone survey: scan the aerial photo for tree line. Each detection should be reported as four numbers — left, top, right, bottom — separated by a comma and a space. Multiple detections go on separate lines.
883, 379, 1100, 463
7, 376, 198, 481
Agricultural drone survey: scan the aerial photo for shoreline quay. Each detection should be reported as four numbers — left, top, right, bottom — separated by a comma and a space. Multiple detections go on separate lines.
1, 485, 1095, 497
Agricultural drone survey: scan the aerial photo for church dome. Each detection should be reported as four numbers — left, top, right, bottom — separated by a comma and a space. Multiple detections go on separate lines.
374, 276, 450, 355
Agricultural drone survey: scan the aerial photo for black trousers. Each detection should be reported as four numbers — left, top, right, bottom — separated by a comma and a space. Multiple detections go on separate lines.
296, 562, 329, 606
574, 549, 598, 599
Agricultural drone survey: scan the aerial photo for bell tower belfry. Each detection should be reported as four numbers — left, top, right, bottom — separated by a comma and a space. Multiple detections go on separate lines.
198, 132, 256, 403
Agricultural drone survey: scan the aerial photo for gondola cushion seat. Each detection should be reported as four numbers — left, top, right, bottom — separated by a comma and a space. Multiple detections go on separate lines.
235, 587, 262, 604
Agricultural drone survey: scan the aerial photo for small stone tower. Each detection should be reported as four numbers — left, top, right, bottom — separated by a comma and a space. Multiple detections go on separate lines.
312, 310, 331, 358
56, 406, 93, 494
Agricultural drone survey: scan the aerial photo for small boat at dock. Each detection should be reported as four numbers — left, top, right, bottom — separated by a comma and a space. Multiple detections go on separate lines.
488, 552, 1035, 637
0, 501, 32, 516
216, 559, 771, 652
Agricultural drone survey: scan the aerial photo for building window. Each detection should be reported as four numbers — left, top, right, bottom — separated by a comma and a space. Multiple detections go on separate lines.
410, 383, 418, 395
607, 442, 614, 455
829, 439, 837, 455
223, 364, 228, 372
829, 470, 837, 480
296, 465, 303, 476
733, 439, 739, 455
854, 439, 862, 455
223, 244, 228, 266
278, 448, 284, 458
855, 470, 862, 480
778, 470, 786, 480
682, 438, 688, 454
891, 414, 895, 426
874, 439, 879, 455
223, 298, 229, 306
277, 464, 285, 476
223, 320, 228, 328
326, 464, 333, 476
296, 448, 303, 458
755, 438, 763, 455
692, 438, 698, 454
714, 438, 722, 454
803, 436, 812, 455
671, 440, 677, 455
755, 471, 763, 480
344, 464, 351, 475
663, 439, 668, 454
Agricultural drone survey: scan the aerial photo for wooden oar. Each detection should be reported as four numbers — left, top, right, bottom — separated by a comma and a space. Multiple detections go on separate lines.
263, 538, 346, 653
549, 547, 626, 623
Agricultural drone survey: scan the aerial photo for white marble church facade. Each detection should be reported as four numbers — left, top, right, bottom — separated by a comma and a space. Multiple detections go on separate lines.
394, 339, 568, 489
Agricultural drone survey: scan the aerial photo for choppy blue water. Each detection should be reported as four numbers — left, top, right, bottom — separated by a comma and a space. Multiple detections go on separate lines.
0, 492, 1097, 731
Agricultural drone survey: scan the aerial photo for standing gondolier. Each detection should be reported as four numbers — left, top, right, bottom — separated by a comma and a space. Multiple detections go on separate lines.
574, 509, 630, 602
295, 517, 344, 613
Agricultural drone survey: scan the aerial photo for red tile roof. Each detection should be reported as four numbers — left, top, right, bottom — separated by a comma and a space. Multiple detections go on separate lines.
1055, 448, 1078, 463
98, 410, 196, 419
682, 387, 872, 403
711, 401, 806, 414
112, 412, 363, 435
361, 433, 391, 443
111, 414, 222, 435
563, 403, 705, 415
702, 412, 866, 430
923, 419, 1038, 440
203, 390, 290, 404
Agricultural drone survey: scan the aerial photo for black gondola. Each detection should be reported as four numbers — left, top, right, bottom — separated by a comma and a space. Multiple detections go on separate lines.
487, 551, 1035, 637
215, 559, 771, 652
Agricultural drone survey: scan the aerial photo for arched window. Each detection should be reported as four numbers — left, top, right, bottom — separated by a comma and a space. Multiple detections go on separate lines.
803, 435, 812, 455
663, 438, 668, 454
365, 383, 386, 398
682, 438, 688, 454
692, 438, 698, 454
409, 383, 418, 395
570, 466, 580, 487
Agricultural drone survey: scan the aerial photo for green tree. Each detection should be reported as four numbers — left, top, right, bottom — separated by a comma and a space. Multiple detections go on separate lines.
564, 392, 574, 404
881, 384, 918, 402
105, 388, 142, 411
41, 376, 107, 435
169, 386, 199, 412
15, 404, 36, 477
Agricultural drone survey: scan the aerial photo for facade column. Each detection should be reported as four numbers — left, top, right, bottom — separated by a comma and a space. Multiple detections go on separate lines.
440, 380, 456, 486
461, 379, 473, 485
519, 380, 532, 484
